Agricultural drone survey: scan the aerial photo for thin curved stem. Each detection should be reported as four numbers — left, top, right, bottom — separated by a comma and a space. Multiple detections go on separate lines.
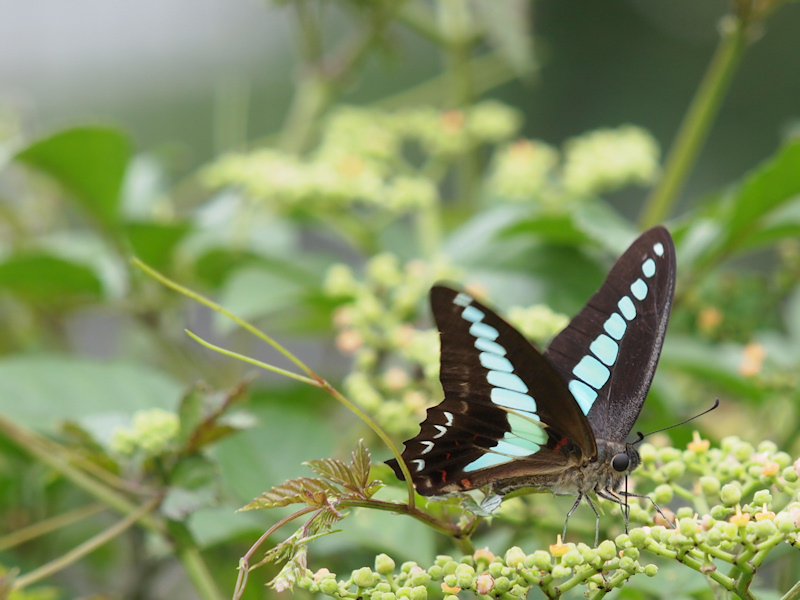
639, 15, 749, 228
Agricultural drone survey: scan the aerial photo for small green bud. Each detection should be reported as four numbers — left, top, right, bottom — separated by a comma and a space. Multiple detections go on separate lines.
376, 554, 396, 575
775, 511, 797, 533
622, 547, 640, 560
551, 565, 571, 579
375, 582, 392, 592
443, 595, 459, 600
353, 567, 376, 588
407, 570, 430, 587
615, 533, 630, 547
653, 484, 674, 504
396, 586, 411, 598
649, 526, 667, 542
720, 435, 741, 452
628, 528, 648, 548
662, 460, 686, 480
579, 547, 598, 563
318, 578, 340, 596
443, 574, 457, 588
493, 577, 511, 593
639, 443, 657, 464
442, 560, 459, 576
504, 546, 526, 568
597, 540, 616, 561
488, 562, 504, 577
434, 555, 451, 567
619, 556, 636, 573
752, 490, 772, 507
710, 504, 732, 520
531, 550, 552, 571
659, 447, 682, 462
773, 451, 792, 468
734, 442, 754, 462
382, 593, 396, 600
561, 549, 583, 567
427, 565, 443, 579
644, 564, 658, 577
679, 517, 699, 537
720, 483, 742, 506
454, 564, 475, 589
722, 522, 740, 541
782, 466, 798, 482
700, 475, 721, 496
753, 518, 777, 538
676, 506, 694, 520
705, 527, 722, 546
401, 562, 417, 573
410, 586, 427, 600
757, 440, 777, 454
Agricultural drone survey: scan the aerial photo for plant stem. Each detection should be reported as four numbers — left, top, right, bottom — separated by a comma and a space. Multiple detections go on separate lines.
639, 15, 750, 228
12, 496, 160, 591
0, 414, 164, 536
0, 503, 105, 552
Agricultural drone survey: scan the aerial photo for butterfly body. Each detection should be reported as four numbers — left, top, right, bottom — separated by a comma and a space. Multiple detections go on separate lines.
487, 438, 639, 497
387, 227, 675, 539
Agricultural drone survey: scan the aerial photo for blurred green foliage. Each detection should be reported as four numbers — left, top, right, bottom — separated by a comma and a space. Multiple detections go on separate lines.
1, 1, 800, 599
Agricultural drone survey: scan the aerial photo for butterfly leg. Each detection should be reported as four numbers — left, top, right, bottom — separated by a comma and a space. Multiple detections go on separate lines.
580, 494, 603, 546
597, 488, 629, 533
562, 493, 586, 542
620, 491, 675, 528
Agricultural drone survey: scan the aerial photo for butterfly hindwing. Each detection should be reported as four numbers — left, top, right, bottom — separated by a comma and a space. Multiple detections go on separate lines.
389, 286, 596, 495
543, 226, 676, 443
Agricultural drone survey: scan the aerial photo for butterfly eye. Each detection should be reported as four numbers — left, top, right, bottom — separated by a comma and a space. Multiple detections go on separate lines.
611, 453, 630, 472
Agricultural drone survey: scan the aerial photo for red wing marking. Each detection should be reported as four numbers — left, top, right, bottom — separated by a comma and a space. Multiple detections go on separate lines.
553, 436, 569, 452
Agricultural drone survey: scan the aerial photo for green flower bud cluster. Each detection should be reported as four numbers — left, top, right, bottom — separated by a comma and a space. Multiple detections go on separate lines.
203, 102, 521, 218
271, 439, 798, 599
323, 254, 461, 435
298, 541, 662, 599
110, 408, 179, 458
486, 125, 659, 208
506, 304, 569, 346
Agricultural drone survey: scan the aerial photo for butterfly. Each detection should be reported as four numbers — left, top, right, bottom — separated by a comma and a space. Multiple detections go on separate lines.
387, 226, 676, 543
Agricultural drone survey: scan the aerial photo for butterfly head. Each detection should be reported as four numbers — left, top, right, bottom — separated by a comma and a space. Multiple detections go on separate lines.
611, 444, 640, 476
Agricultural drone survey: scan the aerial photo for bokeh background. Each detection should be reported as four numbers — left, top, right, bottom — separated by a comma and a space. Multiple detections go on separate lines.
2, 1, 800, 599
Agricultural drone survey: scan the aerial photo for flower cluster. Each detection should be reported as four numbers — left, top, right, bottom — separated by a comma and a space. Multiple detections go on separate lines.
296, 542, 659, 599
323, 255, 569, 437
110, 408, 179, 458
203, 102, 522, 217
323, 254, 460, 436
486, 125, 660, 208
287, 434, 800, 599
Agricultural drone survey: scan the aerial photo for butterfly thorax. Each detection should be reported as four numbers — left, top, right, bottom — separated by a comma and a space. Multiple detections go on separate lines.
489, 439, 641, 498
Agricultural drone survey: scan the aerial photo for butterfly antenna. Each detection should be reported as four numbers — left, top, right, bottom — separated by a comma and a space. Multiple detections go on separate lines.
633, 398, 720, 445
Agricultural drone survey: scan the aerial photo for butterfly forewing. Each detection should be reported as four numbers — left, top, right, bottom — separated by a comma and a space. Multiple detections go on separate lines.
543, 226, 676, 443
389, 286, 596, 495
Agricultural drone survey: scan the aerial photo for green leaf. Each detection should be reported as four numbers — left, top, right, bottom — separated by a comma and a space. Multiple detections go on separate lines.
160, 455, 220, 520
125, 221, 192, 271
178, 380, 254, 453
241, 477, 339, 510
501, 213, 590, 245
213, 387, 337, 502
305, 458, 359, 491
15, 126, 132, 230
0, 252, 103, 303
350, 439, 372, 490
659, 337, 768, 402
215, 265, 307, 332
0, 355, 182, 431
725, 138, 800, 242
